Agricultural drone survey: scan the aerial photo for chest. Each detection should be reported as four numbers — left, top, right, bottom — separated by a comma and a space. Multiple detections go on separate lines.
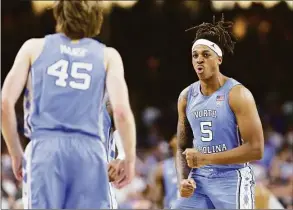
187, 94, 233, 125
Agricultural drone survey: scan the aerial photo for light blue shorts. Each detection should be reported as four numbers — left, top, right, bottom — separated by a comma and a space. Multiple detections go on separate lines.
22, 136, 112, 209
171, 167, 255, 209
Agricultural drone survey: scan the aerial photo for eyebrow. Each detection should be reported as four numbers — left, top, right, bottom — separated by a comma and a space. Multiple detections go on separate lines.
192, 50, 211, 54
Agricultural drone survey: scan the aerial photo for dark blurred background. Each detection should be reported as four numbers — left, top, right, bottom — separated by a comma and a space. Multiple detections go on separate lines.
1, 1, 293, 209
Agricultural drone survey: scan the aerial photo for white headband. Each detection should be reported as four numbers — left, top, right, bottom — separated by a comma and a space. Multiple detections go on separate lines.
192, 39, 223, 57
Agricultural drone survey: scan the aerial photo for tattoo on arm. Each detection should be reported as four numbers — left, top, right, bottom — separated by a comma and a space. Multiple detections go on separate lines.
176, 116, 192, 181
176, 90, 193, 182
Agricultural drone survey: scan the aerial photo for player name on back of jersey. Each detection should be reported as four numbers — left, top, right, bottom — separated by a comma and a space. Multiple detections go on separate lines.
60, 44, 88, 57
193, 109, 217, 119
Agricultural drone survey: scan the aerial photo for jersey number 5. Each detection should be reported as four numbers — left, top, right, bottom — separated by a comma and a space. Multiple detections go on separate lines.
47, 59, 92, 90
200, 121, 213, 142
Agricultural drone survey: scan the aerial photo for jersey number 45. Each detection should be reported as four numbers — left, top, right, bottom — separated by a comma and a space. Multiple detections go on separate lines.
47, 59, 92, 90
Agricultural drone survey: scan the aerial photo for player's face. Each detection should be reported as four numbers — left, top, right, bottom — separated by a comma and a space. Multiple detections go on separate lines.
192, 45, 222, 80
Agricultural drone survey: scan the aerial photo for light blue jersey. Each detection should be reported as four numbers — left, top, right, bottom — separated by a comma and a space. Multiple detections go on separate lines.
21, 33, 112, 209
162, 157, 178, 209
172, 78, 255, 209
23, 33, 106, 141
186, 78, 246, 172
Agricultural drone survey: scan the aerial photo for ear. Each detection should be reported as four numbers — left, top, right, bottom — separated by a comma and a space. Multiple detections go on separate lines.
218, 56, 223, 65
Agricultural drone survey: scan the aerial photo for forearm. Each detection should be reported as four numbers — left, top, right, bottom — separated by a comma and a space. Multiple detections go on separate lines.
176, 87, 192, 182
113, 108, 136, 160
205, 142, 262, 165
1, 103, 23, 156
176, 148, 190, 183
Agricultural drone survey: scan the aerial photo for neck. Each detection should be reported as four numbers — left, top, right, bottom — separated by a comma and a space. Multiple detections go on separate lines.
200, 73, 228, 96
58, 32, 80, 43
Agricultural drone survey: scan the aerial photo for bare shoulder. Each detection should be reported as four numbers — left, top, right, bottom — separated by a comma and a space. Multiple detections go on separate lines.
104, 47, 123, 70
11, 38, 44, 64
104, 47, 122, 61
178, 86, 191, 103
104, 47, 120, 55
16, 38, 39, 54
28, 38, 45, 44
22, 38, 45, 64
229, 85, 256, 113
177, 85, 191, 112
24, 38, 45, 51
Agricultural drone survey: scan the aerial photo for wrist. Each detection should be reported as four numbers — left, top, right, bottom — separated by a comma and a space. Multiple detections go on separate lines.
9, 147, 23, 158
124, 153, 136, 162
203, 153, 214, 165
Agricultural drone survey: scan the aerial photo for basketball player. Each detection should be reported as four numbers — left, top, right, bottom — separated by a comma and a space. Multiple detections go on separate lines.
149, 134, 179, 209
1, 1, 136, 209
172, 15, 264, 209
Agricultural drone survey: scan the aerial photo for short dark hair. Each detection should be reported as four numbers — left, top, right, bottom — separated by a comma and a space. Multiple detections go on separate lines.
186, 14, 237, 55
53, 0, 104, 40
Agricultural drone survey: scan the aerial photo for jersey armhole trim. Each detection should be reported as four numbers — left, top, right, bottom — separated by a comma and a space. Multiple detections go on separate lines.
100, 44, 108, 73
226, 84, 243, 121
30, 37, 49, 68
186, 83, 194, 109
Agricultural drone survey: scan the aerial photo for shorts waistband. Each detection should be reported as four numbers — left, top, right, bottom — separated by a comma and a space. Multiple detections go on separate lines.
30, 130, 102, 142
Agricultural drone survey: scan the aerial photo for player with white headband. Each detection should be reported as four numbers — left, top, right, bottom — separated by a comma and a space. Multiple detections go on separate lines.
172, 14, 264, 209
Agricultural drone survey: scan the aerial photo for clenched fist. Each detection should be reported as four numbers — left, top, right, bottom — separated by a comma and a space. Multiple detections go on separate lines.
179, 179, 196, 198
183, 148, 207, 168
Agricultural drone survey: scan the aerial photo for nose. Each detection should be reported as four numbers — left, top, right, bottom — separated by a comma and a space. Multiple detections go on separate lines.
196, 55, 204, 64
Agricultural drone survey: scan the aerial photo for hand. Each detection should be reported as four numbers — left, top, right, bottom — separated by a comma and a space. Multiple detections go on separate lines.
183, 148, 207, 168
11, 154, 23, 181
179, 179, 196, 198
113, 158, 135, 189
108, 159, 123, 182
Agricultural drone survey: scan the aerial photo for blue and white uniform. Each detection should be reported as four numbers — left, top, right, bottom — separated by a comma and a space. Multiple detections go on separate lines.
172, 78, 255, 209
22, 33, 111, 209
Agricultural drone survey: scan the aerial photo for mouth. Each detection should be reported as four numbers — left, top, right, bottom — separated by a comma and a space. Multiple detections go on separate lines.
196, 66, 204, 74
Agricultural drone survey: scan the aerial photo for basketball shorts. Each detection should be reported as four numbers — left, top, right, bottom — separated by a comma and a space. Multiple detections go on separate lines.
22, 136, 112, 209
171, 166, 255, 209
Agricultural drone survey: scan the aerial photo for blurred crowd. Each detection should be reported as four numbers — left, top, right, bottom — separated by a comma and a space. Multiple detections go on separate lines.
2, 0, 293, 209
2, 100, 293, 209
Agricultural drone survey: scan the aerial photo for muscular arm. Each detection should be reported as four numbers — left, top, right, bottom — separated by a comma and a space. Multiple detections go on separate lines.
204, 85, 264, 165
176, 87, 193, 183
105, 47, 136, 161
104, 92, 126, 160
1, 39, 32, 157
